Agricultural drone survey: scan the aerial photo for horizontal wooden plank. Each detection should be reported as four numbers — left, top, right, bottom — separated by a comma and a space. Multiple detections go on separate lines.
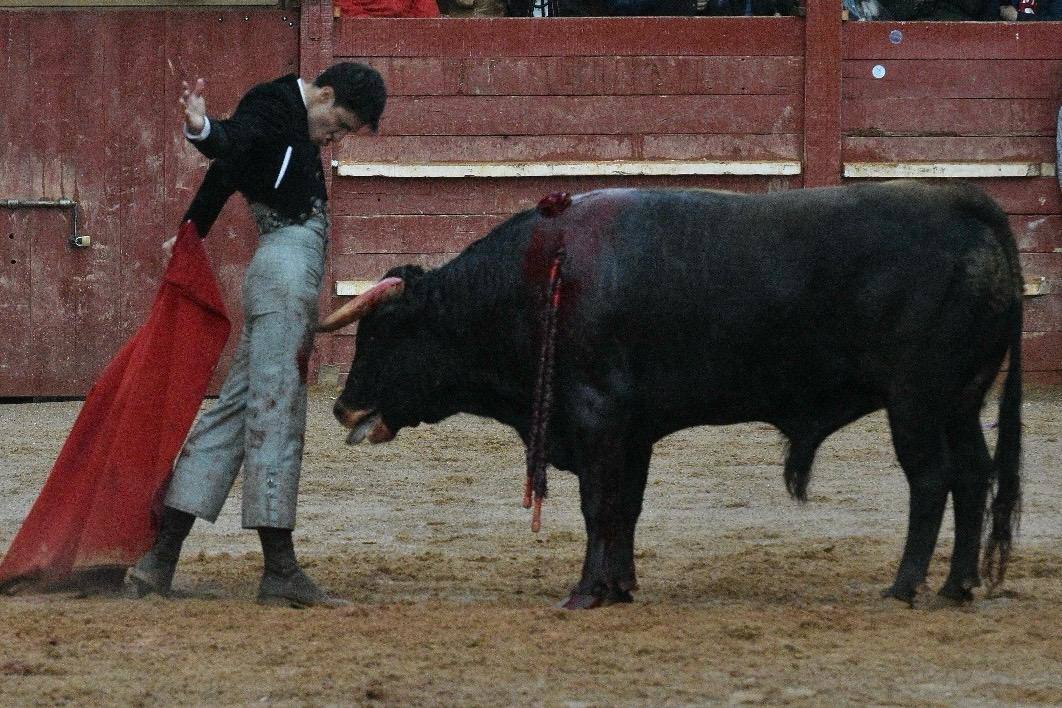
1023, 331, 1062, 372
643, 134, 803, 161
331, 174, 803, 217
1024, 276, 1049, 297
335, 280, 380, 296
843, 22, 1062, 60
1012, 215, 1062, 253
336, 133, 803, 163
335, 17, 804, 58
843, 161, 1049, 178
1021, 253, 1062, 278
380, 94, 802, 136
349, 55, 804, 97
843, 98, 1058, 136
842, 136, 1058, 162
333, 252, 459, 282
977, 178, 1062, 215
333, 214, 505, 254
334, 160, 802, 178
337, 135, 638, 163
842, 60, 1062, 99
376, 96, 801, 137
1024, 294, 1061, 332
1026, 370, 1062, 386
839, 177, 1061, 215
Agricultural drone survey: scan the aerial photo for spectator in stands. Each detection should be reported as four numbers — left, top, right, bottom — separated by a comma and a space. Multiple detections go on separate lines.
702, 0, 798, 13
1000, 0, 1062, 18
504, 0, 609, 14
334, 0, 440, 17
853, 0, 997, 17
439, 0, 506, 15
602, 0, 697, 14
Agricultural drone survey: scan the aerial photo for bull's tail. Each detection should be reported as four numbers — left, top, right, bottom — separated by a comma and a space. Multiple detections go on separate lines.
981, 298, 1023, 591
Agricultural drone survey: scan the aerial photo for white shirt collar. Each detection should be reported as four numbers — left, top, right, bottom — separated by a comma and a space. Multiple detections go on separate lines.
297, 78, 309, 109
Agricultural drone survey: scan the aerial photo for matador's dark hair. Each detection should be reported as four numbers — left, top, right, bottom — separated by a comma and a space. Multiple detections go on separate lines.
315, 62, 387, 133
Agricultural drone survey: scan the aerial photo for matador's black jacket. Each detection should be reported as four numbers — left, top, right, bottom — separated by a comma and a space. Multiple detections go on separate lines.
183, 74, 327, 235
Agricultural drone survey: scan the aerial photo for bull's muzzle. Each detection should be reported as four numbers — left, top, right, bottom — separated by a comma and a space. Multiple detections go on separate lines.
334, 400, 395, 445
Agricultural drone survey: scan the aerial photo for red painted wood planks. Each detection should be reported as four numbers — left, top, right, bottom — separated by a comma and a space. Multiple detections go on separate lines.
1025, 296, 1061, 333
843, 59, 1062, 99
1024, 331, 1062, 371
844, 21, 1062, 60
0, 10, 298, 395
843, 136, 1057, 162
977, 178, 1062, 215
332, 252, 459, 282
342, 55, 804, 96
1011, 215, 1062, 252
0, 209, 38, 396
378, 94, 801, 136
336, 133, 803, 163
843, 97, 1057, 136
335, 17, 804, 58
803, 0, 843, 187
333, 214, 508, 254
331, 175, 802, 216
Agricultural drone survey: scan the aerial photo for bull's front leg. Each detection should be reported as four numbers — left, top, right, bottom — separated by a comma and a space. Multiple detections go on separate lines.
562, 440, 653, 609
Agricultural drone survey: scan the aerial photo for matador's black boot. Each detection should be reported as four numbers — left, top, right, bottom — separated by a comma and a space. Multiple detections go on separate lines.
127, 506, 195, 597
257, 528, 348, 608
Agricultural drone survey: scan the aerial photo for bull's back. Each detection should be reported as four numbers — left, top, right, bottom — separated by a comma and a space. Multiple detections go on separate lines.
549, 182, 1018, 421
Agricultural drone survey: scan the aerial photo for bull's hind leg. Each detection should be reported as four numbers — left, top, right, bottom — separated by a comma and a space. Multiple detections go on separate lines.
938, 411, 993, 603
883, 401, 952, 605
563, 439, 653, 610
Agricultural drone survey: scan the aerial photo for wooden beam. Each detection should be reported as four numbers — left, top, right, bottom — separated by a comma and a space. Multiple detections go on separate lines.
336, 280, 380, 296
803, 0, 843, 187
333, 160, 802, 178
844, 161, 1055, 178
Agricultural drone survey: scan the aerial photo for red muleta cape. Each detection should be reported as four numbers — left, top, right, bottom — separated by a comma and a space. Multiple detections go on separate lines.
0, 221, 230, 593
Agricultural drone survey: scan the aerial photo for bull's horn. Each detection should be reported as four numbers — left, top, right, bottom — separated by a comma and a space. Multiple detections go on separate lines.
318, 277, 404, 332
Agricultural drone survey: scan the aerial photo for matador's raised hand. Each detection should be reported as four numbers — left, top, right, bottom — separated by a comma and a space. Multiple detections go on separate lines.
180, 78, 207, 135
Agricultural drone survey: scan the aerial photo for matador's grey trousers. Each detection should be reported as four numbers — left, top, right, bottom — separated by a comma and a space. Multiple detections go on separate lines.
165, 213, 327, 529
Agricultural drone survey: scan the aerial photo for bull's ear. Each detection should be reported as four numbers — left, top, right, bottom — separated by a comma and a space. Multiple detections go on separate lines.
318, 277, 405, 332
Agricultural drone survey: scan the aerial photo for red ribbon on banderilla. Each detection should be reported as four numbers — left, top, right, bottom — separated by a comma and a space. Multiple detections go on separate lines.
523, 191, 572, 532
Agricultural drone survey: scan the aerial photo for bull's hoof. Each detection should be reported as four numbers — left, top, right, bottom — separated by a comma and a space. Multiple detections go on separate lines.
937, 579, 975, 605
558, 592, 604, 610
881, 580, 930, 608
557, 587, 634, 610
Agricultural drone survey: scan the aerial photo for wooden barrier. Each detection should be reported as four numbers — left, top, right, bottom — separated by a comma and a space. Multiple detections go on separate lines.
322, 17, 1060, 384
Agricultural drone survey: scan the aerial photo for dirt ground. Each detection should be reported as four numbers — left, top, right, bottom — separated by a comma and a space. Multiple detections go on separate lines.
1, 387, 1060, 706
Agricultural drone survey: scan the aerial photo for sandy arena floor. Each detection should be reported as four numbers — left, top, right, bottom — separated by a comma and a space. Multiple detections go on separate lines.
1, 387, 1060, 705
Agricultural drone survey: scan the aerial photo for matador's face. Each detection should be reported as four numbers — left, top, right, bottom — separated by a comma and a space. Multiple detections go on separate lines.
306, 87, 368, 147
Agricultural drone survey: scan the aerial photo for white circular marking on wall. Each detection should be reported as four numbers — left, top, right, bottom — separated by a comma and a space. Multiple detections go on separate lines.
872, 64, 886, 79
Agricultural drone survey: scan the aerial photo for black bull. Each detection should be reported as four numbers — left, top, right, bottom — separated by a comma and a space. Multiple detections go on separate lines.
324, 180, 1023, 609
